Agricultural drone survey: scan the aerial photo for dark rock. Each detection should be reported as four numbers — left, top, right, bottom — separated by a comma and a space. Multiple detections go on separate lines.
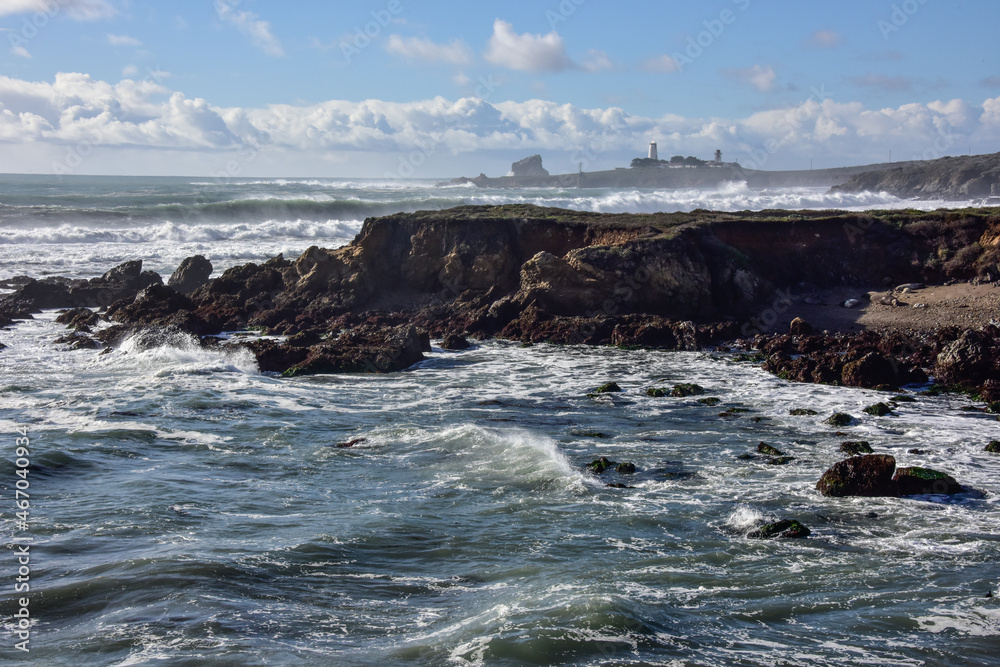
789, 317, 813, 335
816, 454, 897, 497
757, 442, 784, 456
985, 440, 1000, 453
335, 438, 367, 448
863, 402, 894, 417
891, 394, 917, 403
747, 519, 810, 539
441, 333, 471, 350
646, 387, 668, 397
55, 307, 99, 329
908, 448, 928, 455
935, 330, 990, 388
893, 467, 963, 495
698, 397, 721, 406
106, 284, 208, 335
282, 325, 426, 376
789, 408, 819, 416
616, 462, 637, 474
823, 413, 855, 427
595, 382, 622, 394
671, 383, 705, 397
168, 255, 213, 295
840, 441, 874, 456
53, 332, 100, 350
842, 352, 899, 389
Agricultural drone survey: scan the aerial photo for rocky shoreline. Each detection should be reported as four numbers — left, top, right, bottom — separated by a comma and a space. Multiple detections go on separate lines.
4, 204, 1000, 390
4, 203, 1000, 504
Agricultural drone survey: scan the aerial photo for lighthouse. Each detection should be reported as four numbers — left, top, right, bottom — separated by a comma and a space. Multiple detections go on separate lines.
648, 141, 658, 161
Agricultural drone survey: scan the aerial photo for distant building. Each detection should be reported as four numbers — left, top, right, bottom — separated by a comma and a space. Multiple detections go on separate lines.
648, 142, 658, 161
714, 149, 722, 163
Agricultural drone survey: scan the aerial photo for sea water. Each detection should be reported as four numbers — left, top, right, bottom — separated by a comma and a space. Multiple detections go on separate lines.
0, 175, 998, 665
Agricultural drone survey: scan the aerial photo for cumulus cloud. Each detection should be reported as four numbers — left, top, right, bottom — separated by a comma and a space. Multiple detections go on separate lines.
484, 19, 573, 72
724, 64, 778, 92
641, 55, 681, 73
214, 0, 284, 57
0, 72, 997, 174
107, 33, 141, 47
804, 30, 843, 49
385, 35, 472, 65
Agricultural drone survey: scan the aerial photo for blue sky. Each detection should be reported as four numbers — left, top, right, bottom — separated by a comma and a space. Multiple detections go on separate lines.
0, 0, 998, 177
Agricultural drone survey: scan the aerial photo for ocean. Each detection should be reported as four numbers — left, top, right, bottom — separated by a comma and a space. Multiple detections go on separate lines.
1, 174, 998, 666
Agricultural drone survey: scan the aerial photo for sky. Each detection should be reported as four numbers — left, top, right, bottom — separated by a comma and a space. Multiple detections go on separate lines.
0, 0, 998, 177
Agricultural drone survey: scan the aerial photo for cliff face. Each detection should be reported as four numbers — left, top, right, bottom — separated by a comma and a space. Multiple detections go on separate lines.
832, 152, 1000, 199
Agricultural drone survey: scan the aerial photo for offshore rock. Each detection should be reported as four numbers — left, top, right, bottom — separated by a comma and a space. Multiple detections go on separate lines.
816, 454, 897, 497
747, 519, 811, 539
510, 154, 549, 178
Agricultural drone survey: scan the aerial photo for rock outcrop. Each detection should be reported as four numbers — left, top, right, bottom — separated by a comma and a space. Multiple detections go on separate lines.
510, 154, 549, 178
168, 255, 213, 295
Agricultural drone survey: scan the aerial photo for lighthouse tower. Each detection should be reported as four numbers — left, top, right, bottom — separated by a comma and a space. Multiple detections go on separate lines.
648, 142, 658, 161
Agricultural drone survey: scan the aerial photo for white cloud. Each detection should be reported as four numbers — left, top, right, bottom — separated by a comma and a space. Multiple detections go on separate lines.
10, 45, 31, 58
805, 30, 843, 49
484, 19, 573, 72
1, 72, 997, 175
725, 64, 778, 92
385, 35, 472, 66
214, 0, 284, 57
0, 0, 115, 20
641, 55, 680, 73
107, 33, 141, 47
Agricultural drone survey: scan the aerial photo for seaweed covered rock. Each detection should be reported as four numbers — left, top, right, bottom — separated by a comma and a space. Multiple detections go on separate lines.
863, 402, 894, 417
789, 408, 819, 416
986, 440, 1000, 453
840, 441, 874, 456
892, 467, 963, 496
816, 454, 897, 497
671, 383, 705, 397
823, 413, 855, 427
757, 442, 784, 456
594, 382, 622, 394
747, 519, 811, 539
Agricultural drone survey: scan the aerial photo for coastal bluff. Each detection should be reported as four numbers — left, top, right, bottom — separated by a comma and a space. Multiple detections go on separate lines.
5, 203, 1000, 397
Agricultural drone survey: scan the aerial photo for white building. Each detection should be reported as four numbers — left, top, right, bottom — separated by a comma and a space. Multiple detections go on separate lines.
648, 142, 658, 161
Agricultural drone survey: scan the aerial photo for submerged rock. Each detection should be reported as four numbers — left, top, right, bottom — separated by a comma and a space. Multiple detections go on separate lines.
441, 333, 471, 350
747, 519, 811, 539
646, 387, 669, 397
985, 441, 1000, 453
588, 457, 616, 474
594, 382, 622, 394
816, 454, 897, 497
789, 408, 819, 416
616, 462, 637, 474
